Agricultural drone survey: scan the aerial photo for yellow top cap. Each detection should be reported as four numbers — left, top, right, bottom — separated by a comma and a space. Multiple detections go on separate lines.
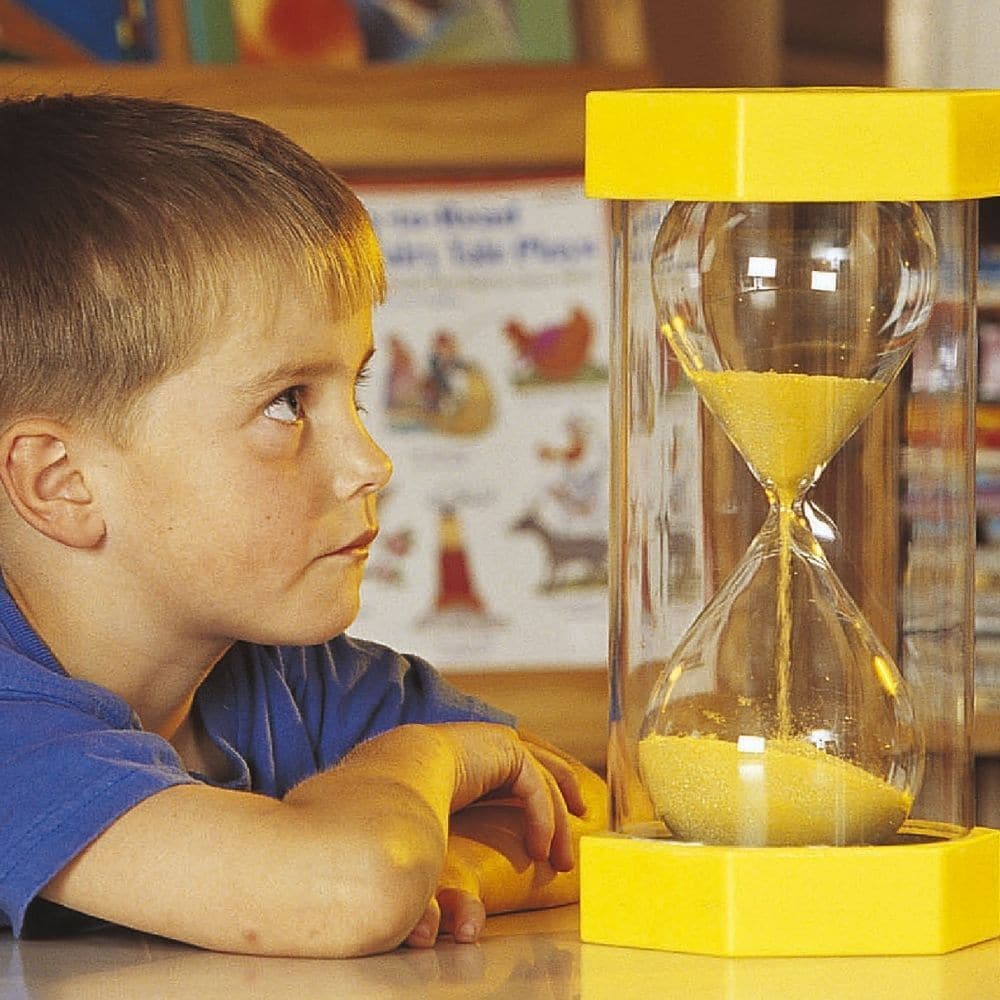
585, 88, 1000, 201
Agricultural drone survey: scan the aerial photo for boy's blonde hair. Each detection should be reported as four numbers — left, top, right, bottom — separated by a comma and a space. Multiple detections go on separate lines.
0, 93, 386, 441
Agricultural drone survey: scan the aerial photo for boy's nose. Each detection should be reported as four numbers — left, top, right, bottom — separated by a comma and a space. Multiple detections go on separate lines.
341, 423, 393, 499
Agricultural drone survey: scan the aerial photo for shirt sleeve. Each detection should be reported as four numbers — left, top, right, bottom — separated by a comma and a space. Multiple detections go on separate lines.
199, 635, 516, 796
0, 656, 199, 938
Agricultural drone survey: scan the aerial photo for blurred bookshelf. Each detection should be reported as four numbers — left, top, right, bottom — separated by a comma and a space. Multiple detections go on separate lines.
0, 1, 657, 173
975, 200, 1000, 735
781, 0, 885, 86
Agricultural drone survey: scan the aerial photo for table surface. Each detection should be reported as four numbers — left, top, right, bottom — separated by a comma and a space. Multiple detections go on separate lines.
3, 906, 1000, 1000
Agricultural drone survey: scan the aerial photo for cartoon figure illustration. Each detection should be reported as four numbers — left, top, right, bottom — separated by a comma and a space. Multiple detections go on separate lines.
365, 526, 414, 586
421, 505, 499, 627
384, 335, 423, 418
385, 331, 494, 436
362, 486, 414, 586
504, 306, 598, 383
511, 510, 608, 592
515, 415, 608, 593
537, 415, 603, 520
424, 331, 469, 415
434, 505, 484, 614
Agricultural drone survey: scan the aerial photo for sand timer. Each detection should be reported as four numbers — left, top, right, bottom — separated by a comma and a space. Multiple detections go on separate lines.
580, 89, 1000, 957
638, 200, 934, 848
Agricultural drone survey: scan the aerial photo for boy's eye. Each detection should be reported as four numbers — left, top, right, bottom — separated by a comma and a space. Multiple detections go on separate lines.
354, 362, 372, 414
263, 386, 304, 424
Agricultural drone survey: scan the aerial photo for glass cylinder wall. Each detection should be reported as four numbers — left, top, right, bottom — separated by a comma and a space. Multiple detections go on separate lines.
608, 198, 978, 844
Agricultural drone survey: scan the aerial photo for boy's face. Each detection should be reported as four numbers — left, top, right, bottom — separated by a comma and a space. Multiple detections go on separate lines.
99, 282, 392, 650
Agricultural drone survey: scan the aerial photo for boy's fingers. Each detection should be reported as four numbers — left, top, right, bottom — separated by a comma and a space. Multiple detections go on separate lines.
437, 887, 486, 944
507, 750, 557, 863
405, 895, 441, 949
526, 743, 585, 817
508, 748, 574, 870
540, 765, 575, 872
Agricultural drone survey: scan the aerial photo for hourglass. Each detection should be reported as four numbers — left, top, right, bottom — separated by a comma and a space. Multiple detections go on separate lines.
638, 201, 935, 847
580, 88, 1000, 958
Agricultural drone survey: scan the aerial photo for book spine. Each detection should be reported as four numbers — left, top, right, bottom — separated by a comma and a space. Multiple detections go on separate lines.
183, 0, 236, 63
4, 0, 157, 61
512, 0, 575, 63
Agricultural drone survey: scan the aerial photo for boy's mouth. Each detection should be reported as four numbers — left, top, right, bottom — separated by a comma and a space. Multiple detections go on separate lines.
329, 526, 378, 556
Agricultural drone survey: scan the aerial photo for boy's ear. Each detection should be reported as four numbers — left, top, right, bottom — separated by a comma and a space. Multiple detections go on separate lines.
0, 421, 106, 548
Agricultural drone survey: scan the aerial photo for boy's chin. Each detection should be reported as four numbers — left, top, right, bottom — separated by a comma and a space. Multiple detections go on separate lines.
242, 601, 360, 648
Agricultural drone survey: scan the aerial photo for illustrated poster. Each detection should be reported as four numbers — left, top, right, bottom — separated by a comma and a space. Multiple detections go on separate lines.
351, 176, 610, 670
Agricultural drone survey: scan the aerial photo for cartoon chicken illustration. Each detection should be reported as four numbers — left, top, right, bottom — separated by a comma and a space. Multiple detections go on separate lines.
503, 306, 594, 382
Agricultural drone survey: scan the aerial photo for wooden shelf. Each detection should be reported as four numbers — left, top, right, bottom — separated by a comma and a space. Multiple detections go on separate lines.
450, 667, 607, 770
0, 62, 656, 172
782, 50, 885, 86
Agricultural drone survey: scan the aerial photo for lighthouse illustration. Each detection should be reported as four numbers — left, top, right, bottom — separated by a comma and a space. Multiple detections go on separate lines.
421, 505, 497, 626
433, 506, 483, 612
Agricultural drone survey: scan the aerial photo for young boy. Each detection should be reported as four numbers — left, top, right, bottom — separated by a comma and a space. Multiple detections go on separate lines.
0, 93, 606, 958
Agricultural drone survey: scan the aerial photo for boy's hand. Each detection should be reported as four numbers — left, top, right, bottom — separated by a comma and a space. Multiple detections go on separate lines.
405, 730, 605, 949
405, 845, 483, 948
433, 723, 576, 871
404, 725, 583, 949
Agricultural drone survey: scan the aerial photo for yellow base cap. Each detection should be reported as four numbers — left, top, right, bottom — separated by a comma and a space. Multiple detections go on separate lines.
585, 88, 1000, 202
579, 824, 1000, 956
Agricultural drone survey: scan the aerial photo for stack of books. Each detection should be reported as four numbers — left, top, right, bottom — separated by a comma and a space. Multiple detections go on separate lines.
0, 1, 577, 66
0, 0, 157, 62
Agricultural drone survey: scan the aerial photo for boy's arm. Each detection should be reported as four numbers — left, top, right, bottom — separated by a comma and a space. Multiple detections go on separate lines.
39, 722, 572, 958
406, 732, 608, 947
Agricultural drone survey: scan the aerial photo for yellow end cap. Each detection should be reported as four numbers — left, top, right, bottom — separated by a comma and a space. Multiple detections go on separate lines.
585, 88, 1000, 201
580, 826, 1000, 956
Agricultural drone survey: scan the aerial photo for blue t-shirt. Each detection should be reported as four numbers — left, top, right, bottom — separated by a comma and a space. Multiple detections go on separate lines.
0, 584, 512, 937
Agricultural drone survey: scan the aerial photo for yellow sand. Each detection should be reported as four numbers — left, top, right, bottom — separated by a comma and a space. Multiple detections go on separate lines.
690, 367, 884, 736
648, 371, 904, 844
775, 507, 794, 736
638, 733, 912, 846
689, 369, 882, 505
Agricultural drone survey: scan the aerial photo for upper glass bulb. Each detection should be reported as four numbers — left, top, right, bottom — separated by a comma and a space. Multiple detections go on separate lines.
652, 201, 938, 385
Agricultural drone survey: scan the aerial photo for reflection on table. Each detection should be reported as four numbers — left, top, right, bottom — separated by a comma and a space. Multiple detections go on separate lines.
2, 905, 999, 999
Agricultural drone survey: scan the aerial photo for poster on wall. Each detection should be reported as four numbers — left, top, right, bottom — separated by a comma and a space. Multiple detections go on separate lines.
351, 175, 611, 671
